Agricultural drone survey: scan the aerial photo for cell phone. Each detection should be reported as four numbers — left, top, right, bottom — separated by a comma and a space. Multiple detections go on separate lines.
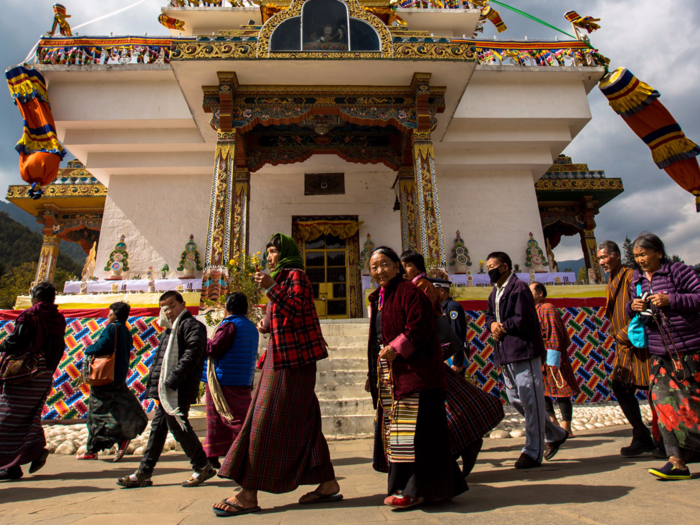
255, 265, 259, 272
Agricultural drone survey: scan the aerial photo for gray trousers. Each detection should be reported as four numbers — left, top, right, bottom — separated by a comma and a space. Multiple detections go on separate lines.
503, 357, 568, 462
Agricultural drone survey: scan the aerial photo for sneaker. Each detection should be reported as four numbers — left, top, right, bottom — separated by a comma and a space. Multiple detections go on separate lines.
384, 493, 424, 509
648, 462, 691, 481
514, 453, 541, 469
76, 453, 98, 460
620, 441, 655, 458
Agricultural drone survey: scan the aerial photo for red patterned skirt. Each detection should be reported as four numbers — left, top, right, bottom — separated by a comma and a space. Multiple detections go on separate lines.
203, 384, 252, 458
543, 353, 581, 399
218, 355, 335, 493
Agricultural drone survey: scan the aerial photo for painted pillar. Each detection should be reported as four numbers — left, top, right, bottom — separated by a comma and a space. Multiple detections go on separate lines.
397, 166, 418, 253
579, 196, 602, 283
232, 167, 251, 263
36, 233, 61, 284
201, 130, 236, 307
411, 131, 446, 267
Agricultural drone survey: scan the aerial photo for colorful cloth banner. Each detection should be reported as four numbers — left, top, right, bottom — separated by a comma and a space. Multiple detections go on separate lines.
5, 65, 66, 189
481, 6, 507, 33
158, 14, 185, 31
600, 68, 700, 211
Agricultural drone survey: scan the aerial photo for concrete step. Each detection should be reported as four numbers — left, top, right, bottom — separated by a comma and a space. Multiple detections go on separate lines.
316, 369, 367, 385
321, 321, 370, 338
322, 414, 375, 437
319, 397, 375, 416
317, 357, 367, 372
323, 335, 368, 347
316, 381, 368, 400
327, 346, 366, 360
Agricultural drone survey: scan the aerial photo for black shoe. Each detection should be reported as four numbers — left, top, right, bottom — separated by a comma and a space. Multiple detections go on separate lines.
544, 434, 568, 461
621, 441, 655, 457
652, 447, 667, 459
208, 456, 221, 469
514, 453, 541, 469
0, 466, 23, 481
29, 448, 49, 474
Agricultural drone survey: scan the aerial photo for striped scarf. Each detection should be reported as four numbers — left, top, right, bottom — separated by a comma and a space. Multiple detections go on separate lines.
377, 358, 419, 463
158, 309, 187, 431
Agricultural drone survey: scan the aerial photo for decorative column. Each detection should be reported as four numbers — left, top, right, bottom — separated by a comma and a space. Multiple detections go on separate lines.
36, 233, 61, 284
201, 130, 236, 307
232, 167, 251, 263
397, 166, 418, 253
412, 131, 446, 266
579, 196, 602, 283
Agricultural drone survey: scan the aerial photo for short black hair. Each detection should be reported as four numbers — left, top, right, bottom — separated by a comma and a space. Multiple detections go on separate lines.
110, 301, 131, 323
159, 290, 184, 304
266, 234, 281, 253
633, 232, 667, 261
532, 282, 547, 298
225, 292, 248, 316
370, 246, 405, 276
486, 251, 512, 270
597, 240, 620, 257
31, 282, 56, 303
400, 249, 427, 273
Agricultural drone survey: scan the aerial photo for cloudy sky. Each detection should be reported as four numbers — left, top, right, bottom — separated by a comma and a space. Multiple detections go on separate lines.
1, 0, 699, 263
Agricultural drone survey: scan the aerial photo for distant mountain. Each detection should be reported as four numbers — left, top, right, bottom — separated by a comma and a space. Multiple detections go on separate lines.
557, 258, 585, 276
0, 211, 82, 277
0, 200, 87, 266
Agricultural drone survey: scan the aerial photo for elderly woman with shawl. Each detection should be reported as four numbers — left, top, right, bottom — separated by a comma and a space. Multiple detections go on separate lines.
212, 233, 341, 517
627, 233, 700, 481
367, 247, 467, 510
0, 282, 66, 481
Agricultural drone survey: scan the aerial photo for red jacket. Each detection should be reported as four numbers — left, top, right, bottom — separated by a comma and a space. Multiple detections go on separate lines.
368, 277, 445, 400
266, 268, 328, 369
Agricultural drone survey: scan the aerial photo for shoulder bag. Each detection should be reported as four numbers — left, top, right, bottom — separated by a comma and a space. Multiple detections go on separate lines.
628, 282, 649, 349
86, 325, 116, 386
0, 314, 46, 384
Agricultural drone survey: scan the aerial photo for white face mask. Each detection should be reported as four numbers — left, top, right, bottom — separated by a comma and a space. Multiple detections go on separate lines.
159, 306, 173, 329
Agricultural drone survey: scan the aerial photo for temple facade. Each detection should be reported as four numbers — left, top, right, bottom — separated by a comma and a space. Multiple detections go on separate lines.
24, 0, 608, 318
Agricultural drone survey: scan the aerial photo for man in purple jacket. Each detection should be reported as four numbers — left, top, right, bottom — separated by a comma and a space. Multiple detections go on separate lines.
485, 252, 568, 469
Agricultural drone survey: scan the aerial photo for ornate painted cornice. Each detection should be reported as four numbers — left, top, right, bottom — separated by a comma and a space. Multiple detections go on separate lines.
535, 178, 623, 192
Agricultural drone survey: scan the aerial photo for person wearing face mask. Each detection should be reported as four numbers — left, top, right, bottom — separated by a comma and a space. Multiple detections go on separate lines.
484, 252, 568, 469
117, 291, 213, 488
627, 233, 700, 481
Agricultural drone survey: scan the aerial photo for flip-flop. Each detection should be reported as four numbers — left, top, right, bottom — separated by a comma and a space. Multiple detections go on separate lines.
212, 498, 261, 517
299, 491, 344, 505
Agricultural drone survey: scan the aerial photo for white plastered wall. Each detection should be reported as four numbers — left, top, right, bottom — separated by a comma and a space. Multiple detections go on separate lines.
96, 174, 211, 279
248, 157, 401, 255
437, 170, 545, 272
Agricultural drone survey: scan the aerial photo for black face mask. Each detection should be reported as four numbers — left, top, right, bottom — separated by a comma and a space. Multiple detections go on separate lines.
488, 267, 503, 284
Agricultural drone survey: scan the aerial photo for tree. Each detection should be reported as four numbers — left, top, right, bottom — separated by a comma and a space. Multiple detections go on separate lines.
0, 263, 73, 310
671, 254, 685, 264
622, 237, 637, 269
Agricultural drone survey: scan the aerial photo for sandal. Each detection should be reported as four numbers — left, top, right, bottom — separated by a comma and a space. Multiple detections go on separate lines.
117, 471, 153, 488
29, 449, 49, 474
114, 440, 130, 463
212, 498, 261, 517
299, 490, 344, 505
76, 453, 98, 460
182, 464, 216, 487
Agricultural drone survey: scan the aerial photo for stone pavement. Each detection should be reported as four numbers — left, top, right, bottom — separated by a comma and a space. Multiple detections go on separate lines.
1, 426, 699, 525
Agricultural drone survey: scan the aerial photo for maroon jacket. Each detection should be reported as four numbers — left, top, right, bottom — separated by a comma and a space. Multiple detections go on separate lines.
368, 277, 445, 400
266, 268, 328, 369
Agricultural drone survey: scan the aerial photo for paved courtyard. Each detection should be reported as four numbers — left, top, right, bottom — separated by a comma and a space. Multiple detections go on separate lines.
1, 426, 698, 525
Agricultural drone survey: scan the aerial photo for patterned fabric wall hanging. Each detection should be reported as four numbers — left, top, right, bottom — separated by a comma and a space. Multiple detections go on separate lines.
0, 316, 162, 420
0, 307, 641, 421
464, 306, 647, 403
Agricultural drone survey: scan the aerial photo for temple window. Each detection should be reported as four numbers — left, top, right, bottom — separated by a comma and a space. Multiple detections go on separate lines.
270, 0, 380, 53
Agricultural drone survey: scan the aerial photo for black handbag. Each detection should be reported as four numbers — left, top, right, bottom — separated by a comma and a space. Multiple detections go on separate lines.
436, 315, 463, 361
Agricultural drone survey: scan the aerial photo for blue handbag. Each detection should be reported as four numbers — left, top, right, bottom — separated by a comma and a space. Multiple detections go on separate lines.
545, 349, 561, 367
628, 283, 648, 349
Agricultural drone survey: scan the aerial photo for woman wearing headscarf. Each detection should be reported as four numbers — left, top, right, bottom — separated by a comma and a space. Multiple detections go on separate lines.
0, 282, 66, 480
78, 301, 147, 462
627, 233, 700, 480
368, 246, 467, 509
212, 233, 341, 516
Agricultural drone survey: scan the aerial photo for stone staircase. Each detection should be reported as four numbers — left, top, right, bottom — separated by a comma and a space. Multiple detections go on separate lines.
317, 320, 374, 440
